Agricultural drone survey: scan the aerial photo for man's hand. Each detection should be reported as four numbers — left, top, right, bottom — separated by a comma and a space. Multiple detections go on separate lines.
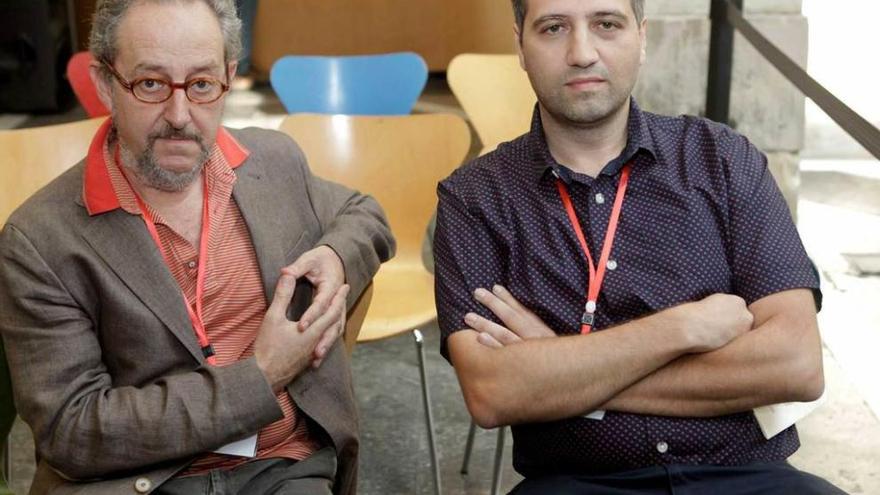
670, 293, 754, 352
467, 285, 556, 347
282, 245, 346, 365
254, 274, 350, 392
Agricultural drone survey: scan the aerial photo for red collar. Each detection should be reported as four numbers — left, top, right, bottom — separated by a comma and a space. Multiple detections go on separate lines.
82, 118, 250, 215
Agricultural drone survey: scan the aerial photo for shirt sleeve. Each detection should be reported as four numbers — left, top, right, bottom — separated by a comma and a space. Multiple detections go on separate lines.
434, 176, 509, 361
723, 131, 821, 309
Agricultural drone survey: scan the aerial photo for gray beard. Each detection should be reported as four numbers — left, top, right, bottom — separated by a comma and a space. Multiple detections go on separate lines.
114, 125, 211, 192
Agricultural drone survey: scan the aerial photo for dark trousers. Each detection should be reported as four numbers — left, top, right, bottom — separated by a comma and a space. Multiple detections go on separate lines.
510, 461, 847, 495
155, 447, 336, 495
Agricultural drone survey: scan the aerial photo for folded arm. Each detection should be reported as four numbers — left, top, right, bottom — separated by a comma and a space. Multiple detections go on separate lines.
466, 286, 823, 420
602, 288, 824, 416
448, 291, 751, 428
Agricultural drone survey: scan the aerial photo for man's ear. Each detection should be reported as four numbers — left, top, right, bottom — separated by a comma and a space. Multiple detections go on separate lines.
639, 18, 648, 65
89, 63, 114, 111
513, 24, 526, 71
226, 61, 238, 83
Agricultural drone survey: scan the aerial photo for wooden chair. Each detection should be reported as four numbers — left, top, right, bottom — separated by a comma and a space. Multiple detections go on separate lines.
0, 116, 105, 490
0, 118, 106, 224
279, 113, 472, 495
447, 53, 536, 156
448, 53, 537, 495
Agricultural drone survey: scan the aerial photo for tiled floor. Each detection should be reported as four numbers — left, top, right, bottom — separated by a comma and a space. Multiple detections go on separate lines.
3, 78, 880, 494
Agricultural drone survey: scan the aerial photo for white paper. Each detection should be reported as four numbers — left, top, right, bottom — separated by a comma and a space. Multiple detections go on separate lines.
753, 391, 826, 439
582, 409, 606, 420
213, 434, 258, 457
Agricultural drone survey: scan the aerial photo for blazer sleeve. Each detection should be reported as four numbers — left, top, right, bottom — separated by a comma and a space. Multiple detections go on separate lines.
287, 138, 396, 305
0, 223, 284, 481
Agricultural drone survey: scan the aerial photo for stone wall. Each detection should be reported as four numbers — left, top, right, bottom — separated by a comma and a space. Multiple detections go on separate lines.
634, 0, 806, 217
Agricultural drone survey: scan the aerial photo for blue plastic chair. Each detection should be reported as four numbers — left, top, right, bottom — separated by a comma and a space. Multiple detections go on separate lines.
270, 52, 428, 115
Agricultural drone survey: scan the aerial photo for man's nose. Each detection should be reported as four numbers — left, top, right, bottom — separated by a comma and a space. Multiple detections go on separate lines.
162, 88, 193, 130
567, 27, 600, 68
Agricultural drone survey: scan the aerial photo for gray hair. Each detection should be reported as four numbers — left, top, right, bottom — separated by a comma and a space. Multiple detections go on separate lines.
89, 0, 242, 74
511, 0, 645, 37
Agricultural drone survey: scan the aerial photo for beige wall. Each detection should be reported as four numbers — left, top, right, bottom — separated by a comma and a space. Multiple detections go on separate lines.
252, 0, 518, 73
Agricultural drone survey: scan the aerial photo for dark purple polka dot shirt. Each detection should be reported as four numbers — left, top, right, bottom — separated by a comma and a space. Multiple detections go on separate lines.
434, 99, 821, 477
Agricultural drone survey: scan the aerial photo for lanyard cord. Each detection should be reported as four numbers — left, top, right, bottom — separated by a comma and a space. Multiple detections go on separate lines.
116, 146, 217, 364
555, 163, 632, 334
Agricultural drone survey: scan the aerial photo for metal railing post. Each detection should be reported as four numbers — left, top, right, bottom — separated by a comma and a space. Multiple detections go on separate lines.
706, 0, 744, 124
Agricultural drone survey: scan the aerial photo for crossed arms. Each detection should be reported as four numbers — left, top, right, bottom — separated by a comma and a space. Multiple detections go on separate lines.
448, 286, 824, 429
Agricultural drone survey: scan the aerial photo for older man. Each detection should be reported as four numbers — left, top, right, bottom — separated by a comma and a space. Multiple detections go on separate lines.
0, 1, 393, 494
434, 0, 845, 493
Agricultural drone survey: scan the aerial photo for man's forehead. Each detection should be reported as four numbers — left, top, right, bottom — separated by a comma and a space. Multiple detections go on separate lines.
114, 1, 225, 70
526, 0, 633, 19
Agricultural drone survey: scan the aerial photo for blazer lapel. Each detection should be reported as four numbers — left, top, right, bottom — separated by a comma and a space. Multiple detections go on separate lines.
80, 209, 205, 364
231, 156, 308, 301
233, 151, 319, 396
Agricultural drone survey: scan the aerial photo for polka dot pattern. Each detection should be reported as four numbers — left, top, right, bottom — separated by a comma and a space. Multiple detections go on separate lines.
434, 99, 820, 476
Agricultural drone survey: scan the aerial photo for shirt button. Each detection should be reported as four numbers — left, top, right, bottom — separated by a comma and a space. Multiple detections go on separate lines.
606, 259, 618, 271
595, 193, 605, 205
187, 260, 197, 269
656, 441, 669, 454
134, 477, 152, 493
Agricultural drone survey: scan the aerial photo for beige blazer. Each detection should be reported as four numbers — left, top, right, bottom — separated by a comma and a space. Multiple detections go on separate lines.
0, 127, 395, 495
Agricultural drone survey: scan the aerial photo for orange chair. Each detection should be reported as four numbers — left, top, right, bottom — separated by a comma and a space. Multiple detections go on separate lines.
67, 52, 110, 118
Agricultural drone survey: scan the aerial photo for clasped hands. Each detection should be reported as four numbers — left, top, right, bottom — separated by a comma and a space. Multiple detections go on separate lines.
254, 245, 349, 392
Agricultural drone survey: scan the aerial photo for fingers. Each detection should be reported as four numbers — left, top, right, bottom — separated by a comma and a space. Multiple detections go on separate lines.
282, 256, 314, 280
311, 318, 344, 368
473, 287, 516, 326
465, 312, 521, 346
491, 285, 525, 311
303, 284, 350, 365
298, 282, 337, 331
476, 331, 503, 348
268, 274, 297, 317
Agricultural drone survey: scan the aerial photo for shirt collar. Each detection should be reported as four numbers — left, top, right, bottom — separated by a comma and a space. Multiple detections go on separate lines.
82, 118, 250, 216
528, 97, 656, 184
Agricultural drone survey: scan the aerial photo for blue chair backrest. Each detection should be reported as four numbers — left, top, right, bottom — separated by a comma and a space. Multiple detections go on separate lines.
270, 52, 428, 115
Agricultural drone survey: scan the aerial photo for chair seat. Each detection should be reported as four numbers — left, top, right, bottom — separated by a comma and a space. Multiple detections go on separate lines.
358, 261, 436, 342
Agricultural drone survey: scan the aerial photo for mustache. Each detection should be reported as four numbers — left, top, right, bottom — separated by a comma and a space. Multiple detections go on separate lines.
148, 126, 204, 144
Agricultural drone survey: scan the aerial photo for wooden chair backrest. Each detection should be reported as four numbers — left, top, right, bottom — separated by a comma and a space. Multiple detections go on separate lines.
0, 118, 105, 224
447, 54, 536, 156
279, 113, 471, 268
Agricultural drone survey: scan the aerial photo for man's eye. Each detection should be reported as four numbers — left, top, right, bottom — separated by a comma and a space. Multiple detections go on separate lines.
189, 80, 215, 93
137, 79, 167, 92
599, 21, 617, 30
544, 24, 564, 34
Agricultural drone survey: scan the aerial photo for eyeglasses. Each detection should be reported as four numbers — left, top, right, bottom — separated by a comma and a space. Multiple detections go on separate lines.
101, 60, 230, 104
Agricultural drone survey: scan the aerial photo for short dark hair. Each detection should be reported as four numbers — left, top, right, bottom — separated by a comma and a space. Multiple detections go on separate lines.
511, 0, 645, 35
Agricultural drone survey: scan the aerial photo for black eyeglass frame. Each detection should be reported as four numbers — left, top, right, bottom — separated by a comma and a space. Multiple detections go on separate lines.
101, 59, 230, 104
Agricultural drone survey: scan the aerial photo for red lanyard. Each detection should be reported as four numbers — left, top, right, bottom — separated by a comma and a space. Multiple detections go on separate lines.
555, 163, 632, 334
116, 147, 217, 364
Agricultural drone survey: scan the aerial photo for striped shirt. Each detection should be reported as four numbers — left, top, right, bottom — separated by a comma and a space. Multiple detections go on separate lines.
84, 120, 318, 475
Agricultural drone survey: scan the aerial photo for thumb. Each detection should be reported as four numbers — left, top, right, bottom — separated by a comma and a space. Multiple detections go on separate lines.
269, 274, 297, 315
281, 256, 312, 279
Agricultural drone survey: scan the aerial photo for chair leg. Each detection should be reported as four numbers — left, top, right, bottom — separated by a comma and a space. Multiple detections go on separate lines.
490, 426, 506, 495
412, 330, 441, 495
2, 438, 10, 485
460, 420, 477, 474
